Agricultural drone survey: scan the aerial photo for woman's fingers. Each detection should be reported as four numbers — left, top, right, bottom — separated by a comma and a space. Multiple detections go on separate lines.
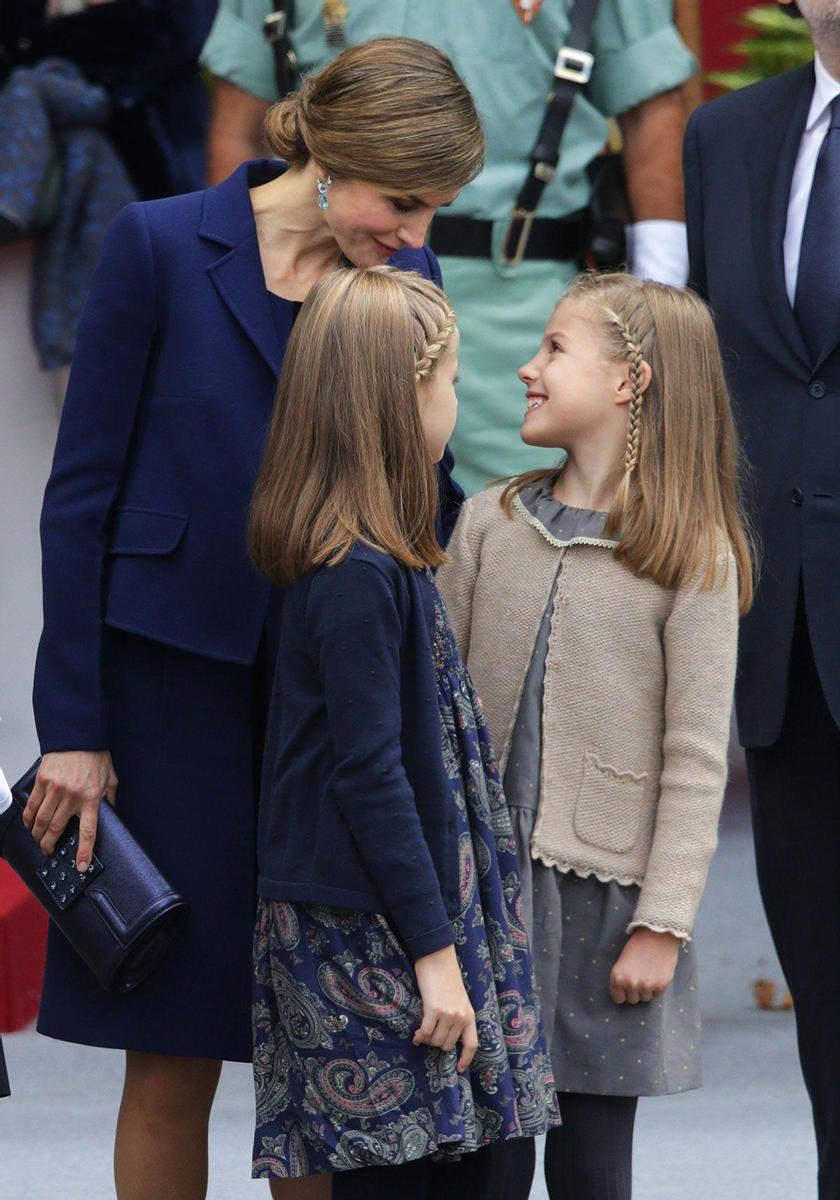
38, 796, 75, 856
30, 785, 61, 844
75, 800, 101, 873
22, 770, 48, 829
105, 766, 119, 808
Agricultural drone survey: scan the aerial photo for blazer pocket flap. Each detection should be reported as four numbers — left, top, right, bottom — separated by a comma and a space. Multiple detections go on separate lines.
106, 507, 188, 556
573, 752, 648, 856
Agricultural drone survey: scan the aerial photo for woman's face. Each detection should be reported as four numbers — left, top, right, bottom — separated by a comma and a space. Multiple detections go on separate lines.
321, 177, 459, 267
418, 336, 459, 463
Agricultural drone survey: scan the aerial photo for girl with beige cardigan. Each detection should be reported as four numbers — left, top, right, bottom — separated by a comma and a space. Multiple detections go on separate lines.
437, 273, 754, 1200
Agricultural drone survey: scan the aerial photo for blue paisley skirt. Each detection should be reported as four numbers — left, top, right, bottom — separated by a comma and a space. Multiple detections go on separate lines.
251, 578, 560, 1178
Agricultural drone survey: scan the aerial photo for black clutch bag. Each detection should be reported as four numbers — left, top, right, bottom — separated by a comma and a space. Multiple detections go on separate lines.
0, 760, 188, 993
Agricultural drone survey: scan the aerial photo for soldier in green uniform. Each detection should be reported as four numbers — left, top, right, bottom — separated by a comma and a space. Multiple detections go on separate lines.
202, 2, 694, 494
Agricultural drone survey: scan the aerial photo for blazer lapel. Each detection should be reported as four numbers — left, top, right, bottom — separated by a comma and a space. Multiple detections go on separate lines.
199, 160, 287, 378
746, 64, 815, 371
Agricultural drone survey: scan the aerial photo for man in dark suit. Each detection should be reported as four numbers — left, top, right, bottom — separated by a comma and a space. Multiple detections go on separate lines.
684, 2, 840, 1194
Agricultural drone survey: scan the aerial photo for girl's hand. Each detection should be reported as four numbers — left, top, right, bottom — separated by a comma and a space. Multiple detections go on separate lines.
413, 944, 478, 1072
609, 927, 682, 1005
22, 750, 118, 873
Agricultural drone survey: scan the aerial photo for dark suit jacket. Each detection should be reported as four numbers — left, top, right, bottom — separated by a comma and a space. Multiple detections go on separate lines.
34, 159, 462, 754
685, 63, 840, 749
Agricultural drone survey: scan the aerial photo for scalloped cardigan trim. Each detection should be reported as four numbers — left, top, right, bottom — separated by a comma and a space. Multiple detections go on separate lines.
437, 484, 739, 940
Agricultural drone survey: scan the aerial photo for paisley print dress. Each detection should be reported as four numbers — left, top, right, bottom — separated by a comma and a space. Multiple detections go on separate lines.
251, 577, 560, 1179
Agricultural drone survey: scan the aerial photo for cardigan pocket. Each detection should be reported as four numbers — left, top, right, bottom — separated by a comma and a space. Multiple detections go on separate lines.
573, 752, 648, 855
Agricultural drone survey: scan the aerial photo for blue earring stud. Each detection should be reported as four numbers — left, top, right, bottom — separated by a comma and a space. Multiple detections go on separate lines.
316, 175, 333, 210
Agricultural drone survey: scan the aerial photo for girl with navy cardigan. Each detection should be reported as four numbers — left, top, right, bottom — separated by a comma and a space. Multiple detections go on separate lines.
247, 266, 560, 1198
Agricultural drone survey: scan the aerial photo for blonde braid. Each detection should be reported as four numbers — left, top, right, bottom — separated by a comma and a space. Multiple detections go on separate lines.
415, 311, 457, 384
605, 307, 645, 474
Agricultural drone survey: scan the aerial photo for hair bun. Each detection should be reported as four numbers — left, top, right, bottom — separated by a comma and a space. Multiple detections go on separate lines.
264, 91, 309, 165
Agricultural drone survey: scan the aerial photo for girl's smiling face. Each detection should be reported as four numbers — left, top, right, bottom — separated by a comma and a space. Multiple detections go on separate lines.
517, 300, 637, 451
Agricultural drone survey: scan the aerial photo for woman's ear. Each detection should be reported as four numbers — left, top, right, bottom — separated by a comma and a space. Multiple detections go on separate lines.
615, 359, 652, 406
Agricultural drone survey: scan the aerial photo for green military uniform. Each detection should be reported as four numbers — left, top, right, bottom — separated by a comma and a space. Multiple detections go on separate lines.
202, 1, 695, 495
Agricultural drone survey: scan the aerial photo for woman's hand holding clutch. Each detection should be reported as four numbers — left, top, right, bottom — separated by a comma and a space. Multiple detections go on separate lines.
23, 750, 118, 873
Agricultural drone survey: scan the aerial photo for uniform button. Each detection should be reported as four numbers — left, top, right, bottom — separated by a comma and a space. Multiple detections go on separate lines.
791, 488, 803, 506
809, 381, 826, 399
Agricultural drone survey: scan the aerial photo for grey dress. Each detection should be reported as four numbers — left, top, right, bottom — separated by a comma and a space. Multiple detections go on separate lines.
504, 480, 702, 1098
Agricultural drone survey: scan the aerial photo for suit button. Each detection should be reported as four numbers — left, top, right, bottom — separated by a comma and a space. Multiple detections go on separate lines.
791, 488, 803, 506
809, 381, 826, 398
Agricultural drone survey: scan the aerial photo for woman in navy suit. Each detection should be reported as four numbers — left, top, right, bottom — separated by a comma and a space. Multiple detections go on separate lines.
23, 37, 484, 1200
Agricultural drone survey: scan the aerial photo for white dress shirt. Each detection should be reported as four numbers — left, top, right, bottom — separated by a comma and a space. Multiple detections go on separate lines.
784, 53, 840, 306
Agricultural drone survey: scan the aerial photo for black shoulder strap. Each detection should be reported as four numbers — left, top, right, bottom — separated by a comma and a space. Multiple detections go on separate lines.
264, 2, 299, 99
501, 0, 600, 265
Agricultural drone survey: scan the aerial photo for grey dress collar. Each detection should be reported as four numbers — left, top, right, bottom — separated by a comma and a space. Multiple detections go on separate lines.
514, 477, 613, 548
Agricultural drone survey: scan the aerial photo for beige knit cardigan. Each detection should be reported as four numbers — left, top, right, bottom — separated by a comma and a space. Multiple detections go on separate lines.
437, 484, 739, 940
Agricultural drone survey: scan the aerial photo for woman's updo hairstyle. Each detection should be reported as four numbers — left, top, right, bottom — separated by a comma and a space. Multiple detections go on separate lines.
264, 36, 486, 195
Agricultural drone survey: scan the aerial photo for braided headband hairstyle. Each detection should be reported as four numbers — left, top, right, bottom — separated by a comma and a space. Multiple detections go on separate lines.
401, 273, 457, 386
249, 266, 457, 586
602, 304, 646, 477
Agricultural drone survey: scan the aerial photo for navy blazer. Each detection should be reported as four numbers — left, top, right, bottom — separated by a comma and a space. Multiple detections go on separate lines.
685, 64, 840, 747
257, 544, 458, 962
34, 159, 463, 752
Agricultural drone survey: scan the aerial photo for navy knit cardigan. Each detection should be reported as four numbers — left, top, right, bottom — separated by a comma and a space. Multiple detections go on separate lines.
257, 543, 460, 961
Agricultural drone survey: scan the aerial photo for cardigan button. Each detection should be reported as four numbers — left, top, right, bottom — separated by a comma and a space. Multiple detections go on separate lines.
791, 488, 803, 507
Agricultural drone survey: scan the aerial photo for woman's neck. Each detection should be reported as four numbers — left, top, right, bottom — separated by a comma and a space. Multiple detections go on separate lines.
552, 448, 622, 513
250, 163, 343, 299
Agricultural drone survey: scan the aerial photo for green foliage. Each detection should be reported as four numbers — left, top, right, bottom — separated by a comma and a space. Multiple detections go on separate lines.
706, 5, 813, 90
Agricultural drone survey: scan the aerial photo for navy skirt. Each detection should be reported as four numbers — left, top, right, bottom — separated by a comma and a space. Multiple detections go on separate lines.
37, 608, 281, 1062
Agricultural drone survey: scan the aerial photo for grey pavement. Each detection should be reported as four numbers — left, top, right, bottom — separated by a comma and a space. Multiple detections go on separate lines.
0, 781, 817, 1200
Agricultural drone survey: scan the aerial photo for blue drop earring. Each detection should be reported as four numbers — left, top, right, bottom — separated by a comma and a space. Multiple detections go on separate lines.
316, 175, 333, 210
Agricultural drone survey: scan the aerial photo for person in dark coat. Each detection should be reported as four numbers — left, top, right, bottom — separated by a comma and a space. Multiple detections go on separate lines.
23, 37, 483, 1200
0, 0, 215, 200
684, 3, 840, 1196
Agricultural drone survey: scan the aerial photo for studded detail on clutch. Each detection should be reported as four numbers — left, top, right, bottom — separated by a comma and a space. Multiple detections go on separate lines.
34, 820, 103, 910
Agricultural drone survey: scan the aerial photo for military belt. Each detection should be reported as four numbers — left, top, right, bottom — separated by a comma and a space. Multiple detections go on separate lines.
430, 210, 591, 263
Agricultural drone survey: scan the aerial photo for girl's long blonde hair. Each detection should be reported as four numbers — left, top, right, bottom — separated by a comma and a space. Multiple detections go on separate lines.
249, 267, 456, 586
502, 273, 756, 614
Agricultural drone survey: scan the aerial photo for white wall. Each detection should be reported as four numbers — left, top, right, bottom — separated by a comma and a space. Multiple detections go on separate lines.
0, 243, 61, 782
